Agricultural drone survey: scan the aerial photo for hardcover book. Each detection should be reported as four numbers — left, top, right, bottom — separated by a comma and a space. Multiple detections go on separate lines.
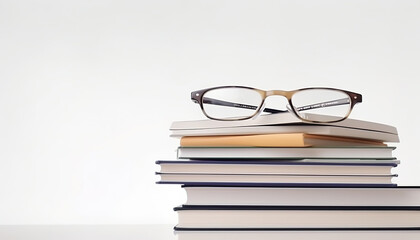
170, 113, 399, 141
174, 205, 420, 230
170, 113, 398, 134
179, 133, 387, 147
156, 160, 398, 175
181, 186, 420, 206
175, 229, 420, 240
171, 124, 400, 142
177, 146, 396, 160
157, 172, 396, 185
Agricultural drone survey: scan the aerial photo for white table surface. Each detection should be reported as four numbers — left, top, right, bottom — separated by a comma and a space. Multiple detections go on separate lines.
3, 225, 420, 240
0, 224, 176, 240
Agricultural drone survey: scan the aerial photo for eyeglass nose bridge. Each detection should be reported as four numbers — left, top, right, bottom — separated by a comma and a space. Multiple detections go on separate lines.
258, 90, 296, 116
265, 90, 295, 100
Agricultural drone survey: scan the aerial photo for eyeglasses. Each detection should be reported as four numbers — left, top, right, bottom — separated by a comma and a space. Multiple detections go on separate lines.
191, 86, 362, 123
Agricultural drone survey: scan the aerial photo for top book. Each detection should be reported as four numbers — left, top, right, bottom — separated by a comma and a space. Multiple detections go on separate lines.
170, 113, 399, 142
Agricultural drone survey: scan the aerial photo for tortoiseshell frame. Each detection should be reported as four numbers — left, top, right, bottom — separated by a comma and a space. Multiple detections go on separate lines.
191, 86, 362, 123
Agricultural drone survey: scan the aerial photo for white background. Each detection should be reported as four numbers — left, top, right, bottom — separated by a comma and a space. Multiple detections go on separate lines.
0, 0, 419, 225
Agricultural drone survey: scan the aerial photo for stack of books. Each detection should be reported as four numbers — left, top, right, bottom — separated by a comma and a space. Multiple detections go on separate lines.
156, 113, 420, 239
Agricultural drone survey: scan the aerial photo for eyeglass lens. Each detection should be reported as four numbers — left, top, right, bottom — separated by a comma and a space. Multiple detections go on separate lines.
202, 87, 263, 120
291, 89, 351, 122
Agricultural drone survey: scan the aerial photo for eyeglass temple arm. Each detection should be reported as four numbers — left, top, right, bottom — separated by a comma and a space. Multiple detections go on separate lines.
294, 98, 350, 112
193, 97, 351, 114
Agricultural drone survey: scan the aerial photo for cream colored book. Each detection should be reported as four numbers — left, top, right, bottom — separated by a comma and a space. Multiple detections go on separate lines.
180, 133, 386, 147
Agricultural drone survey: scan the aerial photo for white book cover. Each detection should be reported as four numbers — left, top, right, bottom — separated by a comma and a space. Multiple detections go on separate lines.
170, 113, 399, 142
170, 113, 398, 133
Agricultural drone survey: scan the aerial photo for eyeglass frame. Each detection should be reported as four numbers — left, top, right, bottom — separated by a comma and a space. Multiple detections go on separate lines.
191, 86, 362, 123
